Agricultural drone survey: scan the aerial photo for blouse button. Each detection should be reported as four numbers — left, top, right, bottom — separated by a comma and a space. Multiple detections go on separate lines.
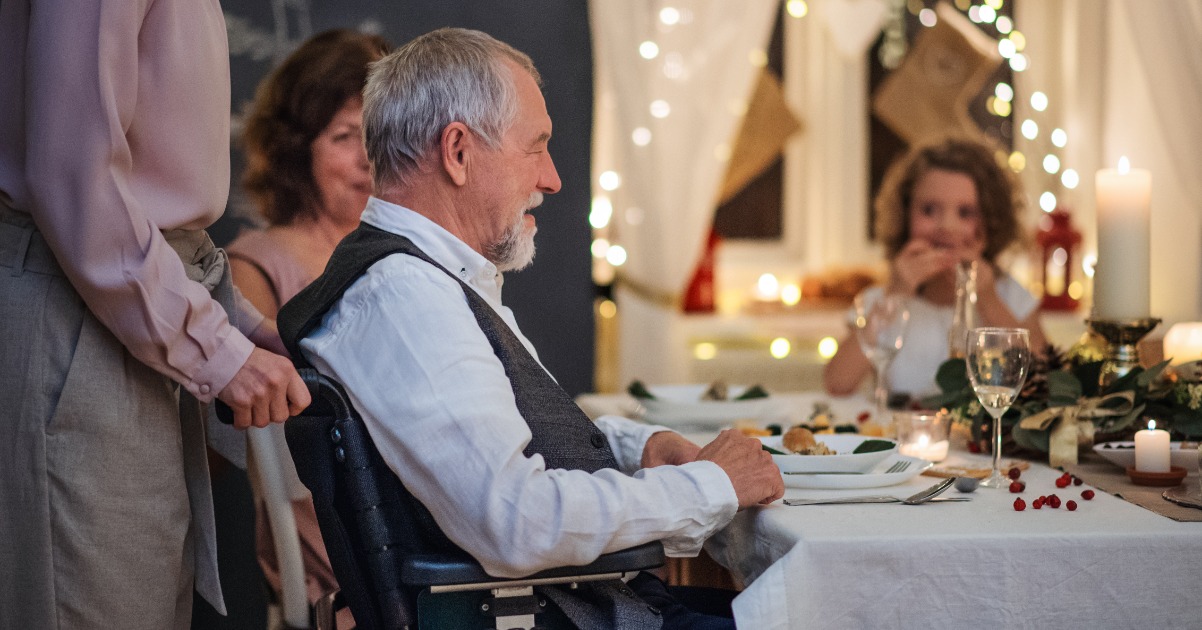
199, 384, 211, 396
590, 433, 606, 448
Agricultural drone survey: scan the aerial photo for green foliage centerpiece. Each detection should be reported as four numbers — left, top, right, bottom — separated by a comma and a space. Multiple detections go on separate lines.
923, 345, 1202, 467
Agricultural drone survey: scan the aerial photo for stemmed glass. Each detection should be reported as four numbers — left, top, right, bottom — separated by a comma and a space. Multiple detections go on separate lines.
965, 327, 1031, 489
854, 293, 910, 426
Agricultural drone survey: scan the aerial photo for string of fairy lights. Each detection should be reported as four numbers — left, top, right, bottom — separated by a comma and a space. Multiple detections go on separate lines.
593, 0, 1079, 365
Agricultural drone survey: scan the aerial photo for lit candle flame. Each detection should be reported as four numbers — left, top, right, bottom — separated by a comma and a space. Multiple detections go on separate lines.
1118, 156, 1130, 174
1147, 419, 1157, 431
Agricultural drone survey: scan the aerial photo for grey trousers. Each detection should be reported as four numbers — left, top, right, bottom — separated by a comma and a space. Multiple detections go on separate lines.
0, 211, 199, 629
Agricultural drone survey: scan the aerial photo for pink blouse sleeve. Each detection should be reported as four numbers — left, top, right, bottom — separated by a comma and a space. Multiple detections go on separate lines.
22, 0, 251, 401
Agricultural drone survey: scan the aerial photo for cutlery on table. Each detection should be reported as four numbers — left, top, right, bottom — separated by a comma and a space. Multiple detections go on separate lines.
783, 477, 964, 506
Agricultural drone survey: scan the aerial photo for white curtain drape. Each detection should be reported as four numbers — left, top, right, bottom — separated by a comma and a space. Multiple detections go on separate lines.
590, 0, 779, 383
1018, 0, 1202, 324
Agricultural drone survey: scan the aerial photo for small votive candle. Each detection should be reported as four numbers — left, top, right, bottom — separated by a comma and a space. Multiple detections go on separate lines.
1134, 419, 1171, 473
894, 412, 951, 462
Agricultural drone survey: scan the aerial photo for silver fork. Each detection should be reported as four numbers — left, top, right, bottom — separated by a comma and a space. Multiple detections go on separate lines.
783, 459, 911, 476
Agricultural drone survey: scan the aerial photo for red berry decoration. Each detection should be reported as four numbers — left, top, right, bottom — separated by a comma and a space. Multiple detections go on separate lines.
1013, 498, 1026, 511
856, 411, 871, 424
1067, 500, 1078, 511
1055, 477, 1070, 488
1082, 490, 1095, 500
1032, 498, 1043, 509
1009, 481, 1025, 493
1007, 467, 1022, 481
1072, 476, 1083, 486
1048, 495, 1062, 509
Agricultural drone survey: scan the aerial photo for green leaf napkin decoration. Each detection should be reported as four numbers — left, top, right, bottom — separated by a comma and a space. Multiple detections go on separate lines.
852, 439, 896, 454
735, 385, 770, 400
627, 380, 656, 400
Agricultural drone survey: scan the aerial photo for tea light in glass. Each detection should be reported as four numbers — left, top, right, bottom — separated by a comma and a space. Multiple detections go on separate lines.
894, 412, 951, 462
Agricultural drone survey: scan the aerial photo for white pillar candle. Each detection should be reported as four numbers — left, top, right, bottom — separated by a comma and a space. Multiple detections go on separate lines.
1134, 420, 1171, 473
1094, 158, 1151, 319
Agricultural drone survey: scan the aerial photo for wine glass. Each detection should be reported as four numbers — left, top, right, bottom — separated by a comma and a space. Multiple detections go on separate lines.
853, 293, 909, 427
965, 327, 1031, 489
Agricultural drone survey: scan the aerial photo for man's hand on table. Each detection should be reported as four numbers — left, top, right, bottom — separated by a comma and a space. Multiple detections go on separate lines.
697, 429, 785, 508
642, 431, 703, 467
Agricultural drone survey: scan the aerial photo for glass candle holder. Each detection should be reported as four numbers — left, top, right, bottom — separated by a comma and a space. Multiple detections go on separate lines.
893, 411, 951, 462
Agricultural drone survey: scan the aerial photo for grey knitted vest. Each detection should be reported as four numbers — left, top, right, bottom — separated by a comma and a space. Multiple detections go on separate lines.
279, 223, 661, 629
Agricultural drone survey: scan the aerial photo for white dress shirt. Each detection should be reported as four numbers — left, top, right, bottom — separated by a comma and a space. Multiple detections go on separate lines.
300, 197, 738, 577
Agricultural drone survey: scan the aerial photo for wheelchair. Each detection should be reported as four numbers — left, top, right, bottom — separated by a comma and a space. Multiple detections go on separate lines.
283, 368, 665, 629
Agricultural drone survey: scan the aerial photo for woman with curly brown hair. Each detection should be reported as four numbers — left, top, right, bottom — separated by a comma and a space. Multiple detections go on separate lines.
824, 136, 1046, 400
230, 29, 390, 319
226, 29, 389, 621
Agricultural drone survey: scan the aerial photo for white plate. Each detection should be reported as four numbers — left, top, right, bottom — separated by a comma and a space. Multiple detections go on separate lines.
637, 384, 770, 428
760, 434, 897, 474
780, 454, 931, 489
1093, 441, 1200, 471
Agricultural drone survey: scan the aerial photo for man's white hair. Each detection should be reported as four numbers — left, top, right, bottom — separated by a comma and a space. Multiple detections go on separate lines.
362, 27, 541, 190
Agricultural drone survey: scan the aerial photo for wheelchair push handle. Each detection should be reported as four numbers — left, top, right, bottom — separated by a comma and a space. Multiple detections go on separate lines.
213, 366, 324, 425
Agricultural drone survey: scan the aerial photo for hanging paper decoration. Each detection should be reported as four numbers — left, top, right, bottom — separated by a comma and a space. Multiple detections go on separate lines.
872, 1, 1003, 144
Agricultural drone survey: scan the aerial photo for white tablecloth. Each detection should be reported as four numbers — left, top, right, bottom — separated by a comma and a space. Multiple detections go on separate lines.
576, 392, 1202, 629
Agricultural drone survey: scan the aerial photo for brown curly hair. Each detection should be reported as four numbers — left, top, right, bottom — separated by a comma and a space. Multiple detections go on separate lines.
241, 29, 390, 226
874, 136, 1026, 263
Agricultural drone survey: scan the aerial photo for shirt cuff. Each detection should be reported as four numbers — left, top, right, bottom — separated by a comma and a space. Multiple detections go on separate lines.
656, 459, 739, 557
184, 328, 255, 403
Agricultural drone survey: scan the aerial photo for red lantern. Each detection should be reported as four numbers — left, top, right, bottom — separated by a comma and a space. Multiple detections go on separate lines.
1036, 208, 1083, 311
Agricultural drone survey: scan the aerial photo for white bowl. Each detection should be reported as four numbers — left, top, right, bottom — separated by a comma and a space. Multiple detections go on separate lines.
1093, 441, 1200, 471
760, 434, 898, 474
636, 384, 771, 428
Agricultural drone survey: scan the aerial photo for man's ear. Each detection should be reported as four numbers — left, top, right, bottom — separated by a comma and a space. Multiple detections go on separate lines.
440, 122, 472, 187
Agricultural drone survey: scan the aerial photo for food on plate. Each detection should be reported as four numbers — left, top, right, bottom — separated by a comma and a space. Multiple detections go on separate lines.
782, 426, 835, 455
735, 419, 771, 437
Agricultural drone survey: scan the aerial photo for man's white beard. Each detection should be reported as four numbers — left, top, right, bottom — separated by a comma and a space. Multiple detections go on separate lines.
486, 193, 541, 272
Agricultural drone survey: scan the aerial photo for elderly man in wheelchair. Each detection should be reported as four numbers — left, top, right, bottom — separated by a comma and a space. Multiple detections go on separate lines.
276, 27, 783, 630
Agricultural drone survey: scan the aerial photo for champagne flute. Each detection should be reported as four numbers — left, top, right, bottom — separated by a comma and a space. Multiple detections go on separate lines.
854, 293, 909, 427
965, 327, 1031, 489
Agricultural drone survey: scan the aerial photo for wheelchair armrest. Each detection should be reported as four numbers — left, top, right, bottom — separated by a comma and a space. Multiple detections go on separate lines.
401, 541, 665, 589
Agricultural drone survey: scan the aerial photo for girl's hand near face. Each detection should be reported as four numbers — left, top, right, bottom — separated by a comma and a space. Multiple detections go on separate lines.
889, 239, 956, 296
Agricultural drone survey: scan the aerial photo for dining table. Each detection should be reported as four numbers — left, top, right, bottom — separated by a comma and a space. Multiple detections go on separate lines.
576, 391, 1202, 629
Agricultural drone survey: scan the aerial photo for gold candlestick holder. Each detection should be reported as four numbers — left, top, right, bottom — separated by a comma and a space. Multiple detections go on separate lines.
1085, 318, 1161, 389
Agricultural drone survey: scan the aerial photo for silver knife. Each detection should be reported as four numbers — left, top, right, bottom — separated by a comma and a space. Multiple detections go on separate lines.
783, 497, 971, 506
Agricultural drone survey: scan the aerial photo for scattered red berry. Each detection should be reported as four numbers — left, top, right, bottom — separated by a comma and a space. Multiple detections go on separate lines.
1032, 499, 1043, 509
1067, 500, 1078, 511
1082, 490, 1095, 500
856, 411, 871, 424
1072, 476, 1083, 486
1013, 498, 1026, 511
1009, 481, 1025, 493
1008, 467, 1022, 480
1055, 477, 1070, 488
1048, 495, 1062, 509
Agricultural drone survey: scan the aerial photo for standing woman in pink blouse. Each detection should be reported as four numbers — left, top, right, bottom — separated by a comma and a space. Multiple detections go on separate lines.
0, 2, 310, 629
226, 29, 390, 621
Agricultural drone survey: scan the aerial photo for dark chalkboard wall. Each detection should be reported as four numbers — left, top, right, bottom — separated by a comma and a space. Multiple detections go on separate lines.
216, 0, 596, 396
